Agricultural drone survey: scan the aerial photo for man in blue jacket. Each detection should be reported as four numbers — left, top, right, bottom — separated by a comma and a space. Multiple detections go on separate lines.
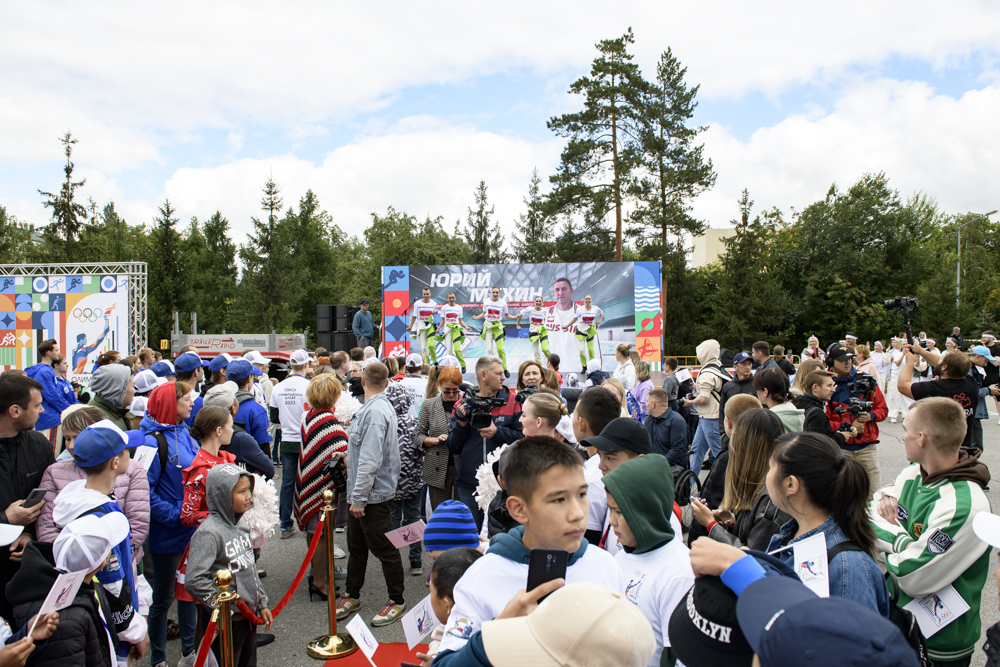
25, 339, 73, 450
352, 300, 376, 349
227, 360, 273, 465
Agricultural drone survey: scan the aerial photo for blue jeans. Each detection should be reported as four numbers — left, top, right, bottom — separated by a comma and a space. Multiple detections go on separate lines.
457, 484, 484, 532
149, 550, 197, 665
390, 494, 424, 568
280, 451, 299, 532
689, 417, 721, 473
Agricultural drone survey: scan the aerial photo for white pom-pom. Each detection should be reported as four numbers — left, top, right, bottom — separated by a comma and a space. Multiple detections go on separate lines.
335, 393, 362, 425
473, 444, 509, 513
245, 474, 279, 548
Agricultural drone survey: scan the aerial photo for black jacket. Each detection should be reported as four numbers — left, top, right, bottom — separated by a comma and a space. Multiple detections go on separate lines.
687, 448, 729, 547
6, 542, 116, 667
223, 423, 275, 479
0, 429, 55, 619
446, 386, 522, 488
719, 375, 755, 424
644, 409, 688, 467
792, 393, 848, 446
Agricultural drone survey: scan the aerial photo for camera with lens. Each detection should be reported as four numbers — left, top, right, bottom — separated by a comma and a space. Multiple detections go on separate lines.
322, 455, 348, 493
459, 382, 509, 429
850, 375, 877, 395
835, 397, 874, 431
884, 296, 918, 313
515, 386, 538, 405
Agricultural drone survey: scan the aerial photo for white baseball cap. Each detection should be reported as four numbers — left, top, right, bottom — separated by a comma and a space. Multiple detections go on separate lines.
405, 353, 423, 369
128, 396, 147, 417
134, 369, 166, 395
53, 513, 130, 573
289, 349, 310, 366
0, 524, 24, 547
243, 350, 269, 366
974, 512, 1000, 548
439, 356, 461, 368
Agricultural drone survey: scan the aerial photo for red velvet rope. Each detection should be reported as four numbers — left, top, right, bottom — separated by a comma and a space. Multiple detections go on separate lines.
193, 617, 218, 667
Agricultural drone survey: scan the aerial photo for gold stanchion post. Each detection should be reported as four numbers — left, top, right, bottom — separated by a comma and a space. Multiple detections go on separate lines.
214, 569, 238, 667
307, 490, 358, 659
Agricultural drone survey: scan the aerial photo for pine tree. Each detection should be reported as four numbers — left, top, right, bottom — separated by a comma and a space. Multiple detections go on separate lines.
147, 200, 189, 343
290, 190, 339, 334
186, 212, 237, 332
38, 132, 88, 260
511, 169, 554, 263
0, 207, 34, 264
463, 180, 506, 263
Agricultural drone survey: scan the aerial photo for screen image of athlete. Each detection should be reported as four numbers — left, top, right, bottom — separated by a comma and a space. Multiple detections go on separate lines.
564, 295, 603, 369
72, 312, 111, 374
435, 292, 473, 373
472, 286, 514, 377
517, 296, 551, 364
409, 287, 440, 365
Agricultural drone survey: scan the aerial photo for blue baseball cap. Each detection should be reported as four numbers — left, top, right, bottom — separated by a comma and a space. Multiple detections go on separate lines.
72, 419, 145, 468
174, 352, 205, 374
226, 359, 262, 381
210, 353, 234, 373
149, 360, 175, 378
737, 577, 919, 667
971, 345, 996, 361
733, 351, 753, 365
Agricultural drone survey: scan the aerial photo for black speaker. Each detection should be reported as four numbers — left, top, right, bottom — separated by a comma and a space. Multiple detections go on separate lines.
318, 332, 357, 352
333, 305, 351, 319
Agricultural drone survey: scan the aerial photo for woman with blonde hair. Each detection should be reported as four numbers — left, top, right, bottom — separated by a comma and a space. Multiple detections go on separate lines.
789, 357, 824, 397
854, 344, 884, 389
600, 378, 632, 418
612, 343, 637, 391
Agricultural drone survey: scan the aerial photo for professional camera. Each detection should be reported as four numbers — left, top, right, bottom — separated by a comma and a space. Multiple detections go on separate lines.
515, 386, 538, 405
850, 375, 877, 395
459, 382, 509, 430
883, 296, 919, 344
322, 455, 348, 493
835, 397, 874, 431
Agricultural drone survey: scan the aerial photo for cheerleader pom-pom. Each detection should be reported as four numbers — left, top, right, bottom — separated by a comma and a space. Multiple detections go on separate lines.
473, 443, 509, 513
246, 474, 279, 548
335, 393, 362, 425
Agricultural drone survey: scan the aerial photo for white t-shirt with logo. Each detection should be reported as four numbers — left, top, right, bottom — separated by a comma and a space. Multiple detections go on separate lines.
520, 307, 547, 332
549, 303, 581, 372
439, 304, 464, 325
615, 536, 695, 667
576, 305, 603, 330
481, 299, 510, 323
269, 374, 310, 443
399, 375, 428, 420
411, 299, 439, 329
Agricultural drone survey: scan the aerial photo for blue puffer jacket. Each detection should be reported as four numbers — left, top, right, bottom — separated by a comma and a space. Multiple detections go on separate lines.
25, 363, 77, 431
141, 413, 200, 554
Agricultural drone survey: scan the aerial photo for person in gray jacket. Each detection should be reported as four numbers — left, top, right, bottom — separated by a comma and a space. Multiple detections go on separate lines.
185, 464, 271, 667
336, 361, 406, 627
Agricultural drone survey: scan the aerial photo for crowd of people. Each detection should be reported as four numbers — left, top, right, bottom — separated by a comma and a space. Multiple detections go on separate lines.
0, 324, 999, 667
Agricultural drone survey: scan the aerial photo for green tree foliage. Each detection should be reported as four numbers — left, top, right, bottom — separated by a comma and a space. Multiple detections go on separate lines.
0, 207, 35, 264
187, 212, 238, 333
146, 200, 189, 344
289, 190, 340, 334
463, 180, 505, 264
511, 169, 554, 263
37, 132, 87, 260
547, 28, 648, 261
78, 202, 148, 262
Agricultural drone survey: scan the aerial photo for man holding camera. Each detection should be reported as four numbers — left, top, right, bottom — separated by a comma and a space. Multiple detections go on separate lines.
826, 343, 888, 492
446, 355, 522, 529
898, 345, 981, 451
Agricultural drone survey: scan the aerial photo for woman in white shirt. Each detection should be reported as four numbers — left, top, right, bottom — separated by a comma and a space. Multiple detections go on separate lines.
611, 343, 637, 392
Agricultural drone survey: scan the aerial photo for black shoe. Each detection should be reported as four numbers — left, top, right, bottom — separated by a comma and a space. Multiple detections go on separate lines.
504, 370, 510, 378
309, 582, 328, 602
256, 633, 275, 647
461, 367, 467, 374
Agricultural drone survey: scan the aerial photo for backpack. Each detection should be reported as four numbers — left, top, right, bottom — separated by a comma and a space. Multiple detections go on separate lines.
826, 542, 931, 667
672, 465, 701, 507
698, 364, 732, 405
626, 393, 644, 424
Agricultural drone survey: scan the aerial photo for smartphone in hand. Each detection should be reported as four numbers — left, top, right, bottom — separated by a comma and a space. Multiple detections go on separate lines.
22, 488, 46, 509
526, 548, 568, 600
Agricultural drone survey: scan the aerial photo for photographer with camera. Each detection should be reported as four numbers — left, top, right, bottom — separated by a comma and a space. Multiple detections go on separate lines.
446, 355, 522, 530
898, 345, 982, 451
825, 342, 887, 492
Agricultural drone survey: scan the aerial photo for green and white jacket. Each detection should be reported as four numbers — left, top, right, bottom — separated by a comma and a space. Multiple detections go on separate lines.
870, 452, 992, 662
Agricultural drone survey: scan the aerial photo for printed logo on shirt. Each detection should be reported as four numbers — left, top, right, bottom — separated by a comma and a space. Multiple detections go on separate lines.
927, 529, 955, 555
447, 617, 475, 639
106, 553, 120, 573
896, 503, 908, 522
624, 572, 646, 604
912, 522, 924, 537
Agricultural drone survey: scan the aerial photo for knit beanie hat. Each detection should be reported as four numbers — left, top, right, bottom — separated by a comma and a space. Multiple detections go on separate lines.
90, 363, 132, 407
424, 500, 480, 552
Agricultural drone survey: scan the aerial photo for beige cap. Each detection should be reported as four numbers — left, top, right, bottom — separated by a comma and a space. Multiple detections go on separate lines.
481, 582, 655, 667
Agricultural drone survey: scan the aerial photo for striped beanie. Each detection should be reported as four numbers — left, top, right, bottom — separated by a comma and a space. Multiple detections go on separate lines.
424, 500, 480, 552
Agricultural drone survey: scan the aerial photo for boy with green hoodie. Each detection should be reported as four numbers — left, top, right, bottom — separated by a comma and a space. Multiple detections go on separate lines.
604, 454, 694, 667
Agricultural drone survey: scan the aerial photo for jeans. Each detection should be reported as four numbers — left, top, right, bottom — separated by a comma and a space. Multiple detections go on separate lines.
149, 551, 197, 666
970, 418, 984, 451
457, 484, 485, 532
280, 451, 299, 532
346, 500, 405, 604
390, 494, 424, 569
271, 429, 281, 463
358, 336, 372, 349
689, 417, 721, 473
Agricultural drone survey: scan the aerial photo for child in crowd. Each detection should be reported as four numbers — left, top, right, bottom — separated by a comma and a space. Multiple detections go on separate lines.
871, 397, 992, 664
51, 421, 150, 664
414, 547, 483, 666
423, 500, 483, 559
8, 514, 134, 666
546, 354, 562, 387
630, 361, 654, 418
37, 406, 149, 567
604, 454, 694, 666
186, 465, 272, 667
572, 387, 627, 545
434, 436, 621, 663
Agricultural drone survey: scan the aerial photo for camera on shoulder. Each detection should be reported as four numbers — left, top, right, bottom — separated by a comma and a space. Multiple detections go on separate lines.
460, 382, 508, 429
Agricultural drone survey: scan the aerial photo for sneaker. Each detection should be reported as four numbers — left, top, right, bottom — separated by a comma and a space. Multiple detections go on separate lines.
411, 566, 423, 576
890, 417, 897, 424
335, 526, 345, 533
257, 568, 267, 579
461, 366, 467, 374
281, 529, 295, 539
256, 632, 275, 647
177, 652, 196, 667
154, 663, 167, 667
504, 370, 510, 378
335, 594, 360, 620
333, 545, 347, 559
371, 599, 406, 627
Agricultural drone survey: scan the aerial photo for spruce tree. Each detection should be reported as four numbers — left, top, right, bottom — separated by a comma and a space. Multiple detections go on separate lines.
463, 180, 506, 263
38, 132, 87, 260
511, 169, 553, 263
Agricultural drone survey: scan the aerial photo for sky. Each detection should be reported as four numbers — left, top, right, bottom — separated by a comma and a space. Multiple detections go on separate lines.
3, 1, 1000, 252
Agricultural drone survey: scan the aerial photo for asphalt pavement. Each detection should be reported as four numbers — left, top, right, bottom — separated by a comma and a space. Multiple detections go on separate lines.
152, 407, 1000, 667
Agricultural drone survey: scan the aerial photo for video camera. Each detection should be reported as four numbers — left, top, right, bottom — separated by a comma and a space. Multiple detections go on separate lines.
884, 296, 919, 345
835, 397, 875, 432
322, 455, 348, 493
459, 382, 508, 430
515, 386, 537, 405
849, 375, 877, 396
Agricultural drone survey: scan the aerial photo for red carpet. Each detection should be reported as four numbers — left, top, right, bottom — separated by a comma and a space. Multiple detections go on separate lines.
324, 642, 428, 666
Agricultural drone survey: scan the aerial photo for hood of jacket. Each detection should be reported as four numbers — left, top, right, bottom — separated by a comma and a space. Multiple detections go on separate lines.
91, 364, 132, 407
384, 382, 413, 419
602, 455, 675, 554
6, 541, 61, 604
24, 363, 51, 381
147, 382, 181, 426
52, 479, 113, 531
792, 392, 825, 411
206, 463, 254, 527
487, 525, 589, 566
696, 339, 721, 367
235, 389, 255, 405
923, 447, 991, 488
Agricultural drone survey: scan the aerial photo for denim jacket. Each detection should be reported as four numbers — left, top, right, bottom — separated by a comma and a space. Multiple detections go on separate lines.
970, 368, 991, 420
767, 515, 890, 617
346, 392, 400, 508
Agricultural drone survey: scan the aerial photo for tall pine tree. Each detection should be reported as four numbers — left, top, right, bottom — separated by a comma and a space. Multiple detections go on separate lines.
38, 132, 87, 260
147, 200, 189, 343
511, 169, 553, 263
463, 180, 506, 263
188, 212, 238, 333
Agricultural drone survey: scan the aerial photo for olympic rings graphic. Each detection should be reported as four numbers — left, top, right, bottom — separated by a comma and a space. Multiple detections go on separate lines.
71, 307, 104, 323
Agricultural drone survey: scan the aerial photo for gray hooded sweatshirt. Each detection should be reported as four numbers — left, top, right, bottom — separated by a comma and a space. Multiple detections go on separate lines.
184, 464, 268, 614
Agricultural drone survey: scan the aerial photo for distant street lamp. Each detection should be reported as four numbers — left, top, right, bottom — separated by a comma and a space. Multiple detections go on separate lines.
957, 209, 998, 313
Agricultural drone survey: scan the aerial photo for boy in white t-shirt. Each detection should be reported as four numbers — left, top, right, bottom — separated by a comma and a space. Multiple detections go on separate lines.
409, 288, 440, 366
604, 454, 694, 667
565, 294, 604, 369
434, 436, 622, 663
435, 292, 472, 374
